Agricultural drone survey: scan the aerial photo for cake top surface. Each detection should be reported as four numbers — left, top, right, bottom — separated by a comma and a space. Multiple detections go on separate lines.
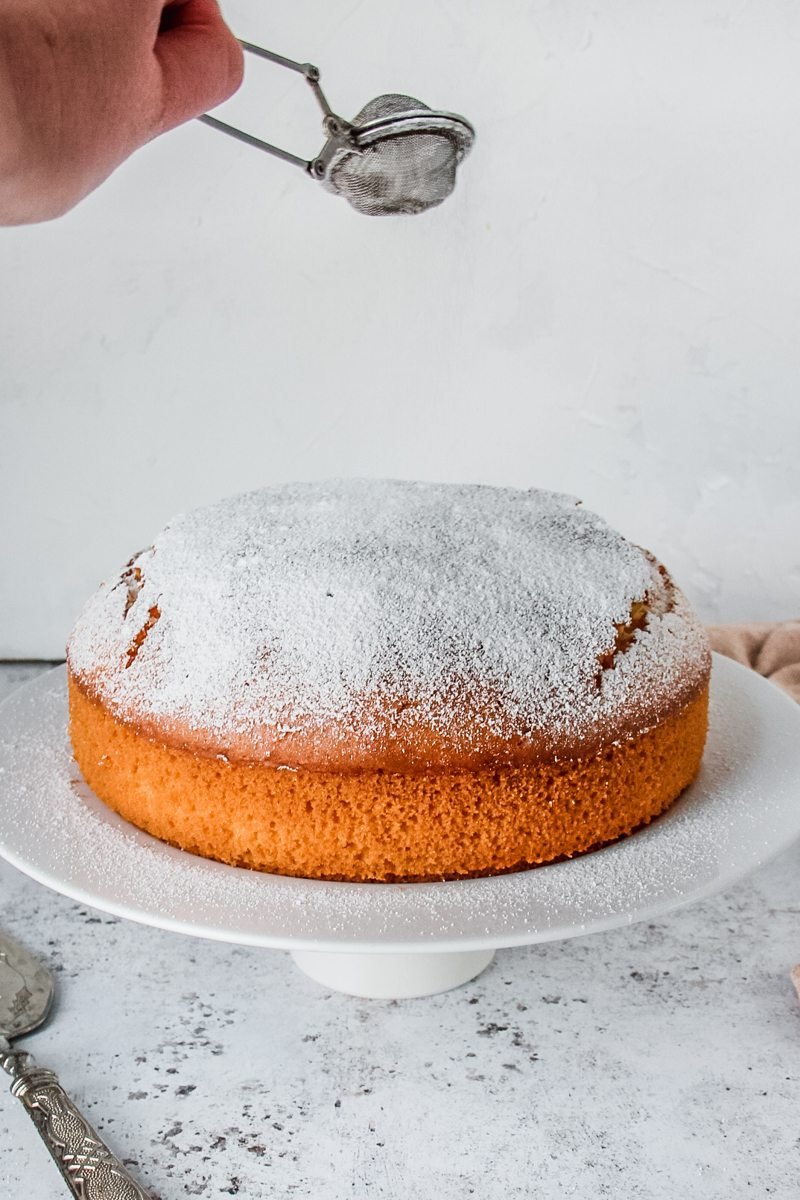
67, 480, 710, 768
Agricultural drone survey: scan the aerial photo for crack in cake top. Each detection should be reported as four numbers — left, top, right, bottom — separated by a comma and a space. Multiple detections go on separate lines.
67, 480, 710, 769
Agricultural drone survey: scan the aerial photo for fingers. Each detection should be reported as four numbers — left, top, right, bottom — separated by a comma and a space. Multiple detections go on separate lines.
153, 0, 243, 132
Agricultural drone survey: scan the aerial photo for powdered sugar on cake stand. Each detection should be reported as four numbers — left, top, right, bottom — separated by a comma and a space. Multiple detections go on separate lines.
1, 657, 799, 998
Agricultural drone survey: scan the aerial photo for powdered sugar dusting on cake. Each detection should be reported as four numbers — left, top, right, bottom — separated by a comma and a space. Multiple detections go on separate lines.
67, 481, 710, 766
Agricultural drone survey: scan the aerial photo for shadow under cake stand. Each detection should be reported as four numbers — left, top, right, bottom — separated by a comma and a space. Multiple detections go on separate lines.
1, 655, 799, 999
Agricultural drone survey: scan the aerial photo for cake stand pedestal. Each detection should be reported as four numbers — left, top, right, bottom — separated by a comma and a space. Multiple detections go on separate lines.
2, 658, 800, 1002
290, 947, 495, 998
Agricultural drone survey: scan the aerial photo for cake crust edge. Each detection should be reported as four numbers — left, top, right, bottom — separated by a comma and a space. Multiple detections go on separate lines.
68, 670, 710, 883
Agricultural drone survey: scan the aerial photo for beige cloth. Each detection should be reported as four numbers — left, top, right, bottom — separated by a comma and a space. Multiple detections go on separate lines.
711, 622, 800, 997
708, 621, 800, 704
791, 965, 800, 1002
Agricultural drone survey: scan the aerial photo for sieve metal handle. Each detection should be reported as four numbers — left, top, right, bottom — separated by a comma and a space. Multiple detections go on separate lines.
197, 40, 346, 174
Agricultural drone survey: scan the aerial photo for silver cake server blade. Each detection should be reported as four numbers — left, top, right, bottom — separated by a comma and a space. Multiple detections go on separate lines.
0, 931, 52, 1039
0, 928, 152, 1199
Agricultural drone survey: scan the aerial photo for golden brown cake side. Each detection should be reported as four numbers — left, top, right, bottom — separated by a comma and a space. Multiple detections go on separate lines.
68, 670, 709, 883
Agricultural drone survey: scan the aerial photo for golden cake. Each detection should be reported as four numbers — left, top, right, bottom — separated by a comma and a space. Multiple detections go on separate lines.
67, 481, 711, 882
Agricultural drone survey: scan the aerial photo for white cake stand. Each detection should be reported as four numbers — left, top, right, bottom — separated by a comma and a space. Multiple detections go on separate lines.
1, 656, 799, 999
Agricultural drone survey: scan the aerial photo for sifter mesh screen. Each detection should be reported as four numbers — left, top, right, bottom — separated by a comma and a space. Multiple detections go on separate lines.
326, 95, 466, 216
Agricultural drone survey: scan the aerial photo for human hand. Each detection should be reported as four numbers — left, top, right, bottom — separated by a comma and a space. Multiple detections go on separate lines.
0, 0, 243, 224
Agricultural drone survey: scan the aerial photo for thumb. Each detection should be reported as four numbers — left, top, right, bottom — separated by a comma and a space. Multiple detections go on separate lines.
154, 0, 244, 132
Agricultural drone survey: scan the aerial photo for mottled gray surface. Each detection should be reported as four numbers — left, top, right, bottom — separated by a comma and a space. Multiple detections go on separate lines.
0, 663, 798, 1198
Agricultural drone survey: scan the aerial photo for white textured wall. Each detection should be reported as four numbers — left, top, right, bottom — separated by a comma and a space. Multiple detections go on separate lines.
2, 0, 799, 657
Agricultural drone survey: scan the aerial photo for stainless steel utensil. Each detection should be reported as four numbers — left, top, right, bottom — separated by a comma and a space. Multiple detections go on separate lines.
0, 929, 151, 1199
199, 41, 475, 215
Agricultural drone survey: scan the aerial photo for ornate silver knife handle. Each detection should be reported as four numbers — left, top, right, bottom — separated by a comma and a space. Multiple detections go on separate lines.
1, 1040, 152, 1199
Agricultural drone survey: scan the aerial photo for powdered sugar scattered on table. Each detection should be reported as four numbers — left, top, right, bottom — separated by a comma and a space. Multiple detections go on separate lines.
67, 481, 709, 765
1, 660, 798, 950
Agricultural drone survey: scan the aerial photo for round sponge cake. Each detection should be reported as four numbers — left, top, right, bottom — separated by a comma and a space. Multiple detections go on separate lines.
67, 481, 711, 881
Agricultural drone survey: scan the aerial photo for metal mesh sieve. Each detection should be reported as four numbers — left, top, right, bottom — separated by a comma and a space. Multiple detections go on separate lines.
199, 45, 474, 216
321, 95, 473, 215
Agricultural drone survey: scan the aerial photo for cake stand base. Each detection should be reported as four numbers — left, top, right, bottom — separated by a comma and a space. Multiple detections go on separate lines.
290, 948, 496, 999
